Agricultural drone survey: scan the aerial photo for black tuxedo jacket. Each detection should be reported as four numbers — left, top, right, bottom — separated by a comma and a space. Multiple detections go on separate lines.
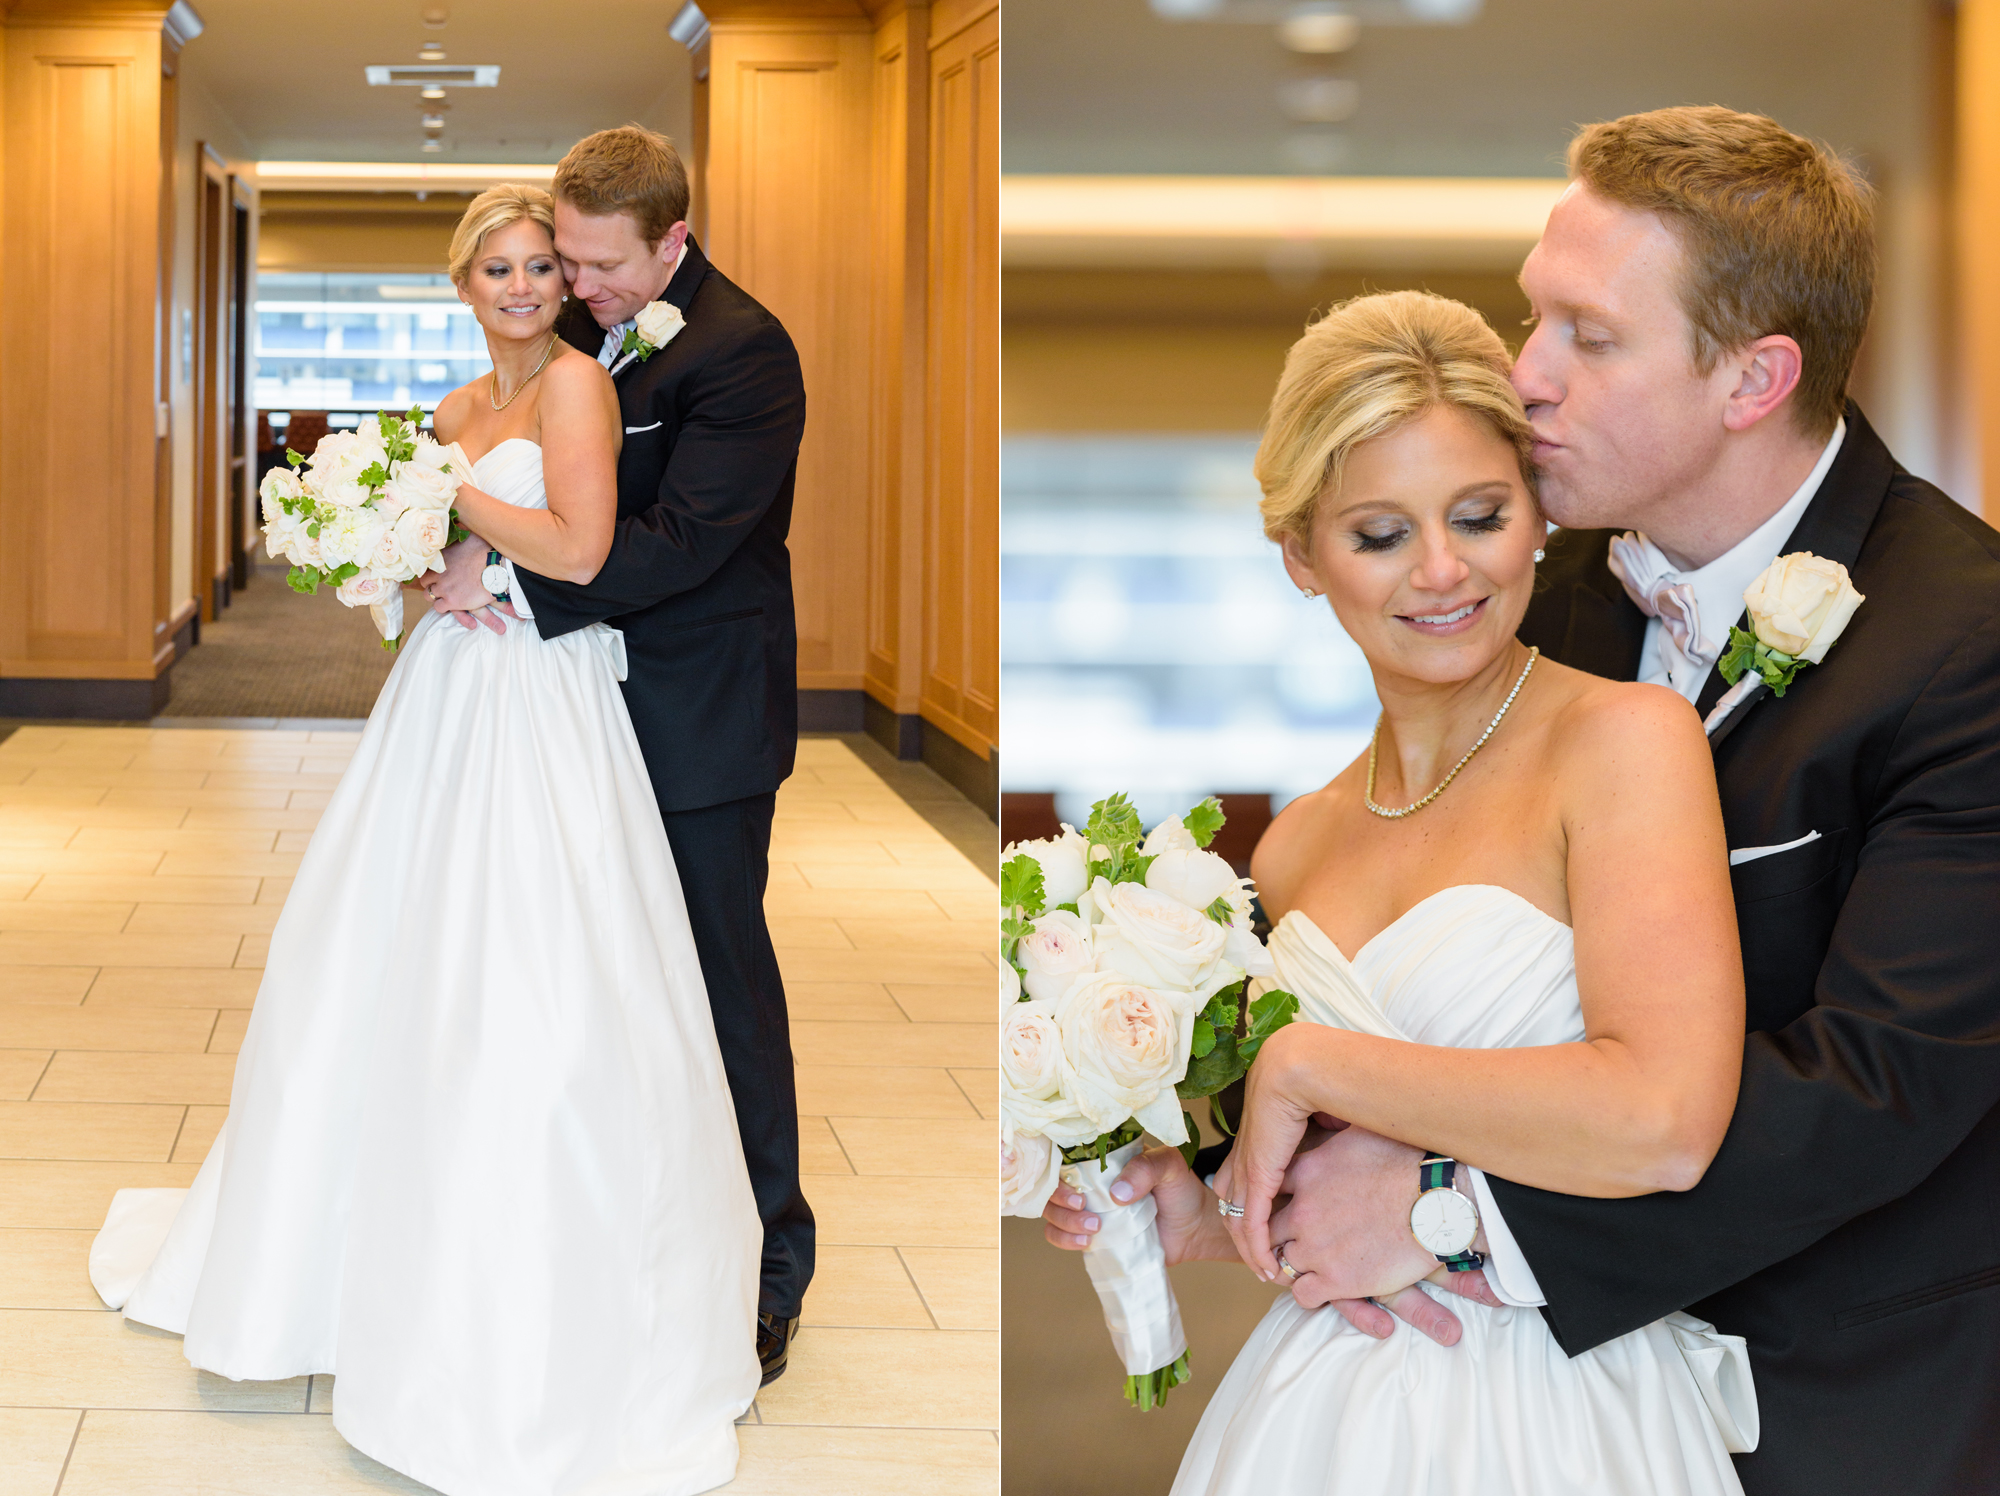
1496, 403, 2000, 1495
514, 240, 806, 813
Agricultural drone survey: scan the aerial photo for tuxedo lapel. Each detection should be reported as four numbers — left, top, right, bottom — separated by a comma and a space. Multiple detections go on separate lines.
606, 239, 714, 382
1697, 402, 1896, 745
1558, 580, 1649, 682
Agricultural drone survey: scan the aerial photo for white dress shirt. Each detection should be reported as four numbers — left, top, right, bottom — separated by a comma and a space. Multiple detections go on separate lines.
505, 243, 691, 614
1466, 416, 1847, 1308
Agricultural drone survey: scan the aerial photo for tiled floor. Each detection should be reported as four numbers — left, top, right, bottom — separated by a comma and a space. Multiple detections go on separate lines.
0, 726, 997, 1495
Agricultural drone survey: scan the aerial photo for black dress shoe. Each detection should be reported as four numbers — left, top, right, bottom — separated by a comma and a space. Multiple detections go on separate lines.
757, 1312, 801, 1386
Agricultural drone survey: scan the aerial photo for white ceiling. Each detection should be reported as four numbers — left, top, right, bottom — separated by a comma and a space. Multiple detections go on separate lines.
180, 0, 694, 164
1004, 0, 1940, 180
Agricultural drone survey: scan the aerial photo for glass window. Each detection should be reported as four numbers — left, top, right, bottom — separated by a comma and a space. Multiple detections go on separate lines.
254, 272, 492, 414
1001, 434, 1379, 825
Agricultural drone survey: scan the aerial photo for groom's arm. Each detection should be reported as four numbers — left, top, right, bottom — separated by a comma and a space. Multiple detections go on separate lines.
513, 319, 805, 637
1490, 606, 2000, 1354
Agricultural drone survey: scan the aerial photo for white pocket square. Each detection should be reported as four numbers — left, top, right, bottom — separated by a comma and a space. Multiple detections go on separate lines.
1728, 830, 1821, 867
623, 421, 662, 435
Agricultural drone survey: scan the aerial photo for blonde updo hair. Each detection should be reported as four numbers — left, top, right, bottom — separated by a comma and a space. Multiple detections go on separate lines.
447, 183, 557, 286
1256, 291, 1535, 547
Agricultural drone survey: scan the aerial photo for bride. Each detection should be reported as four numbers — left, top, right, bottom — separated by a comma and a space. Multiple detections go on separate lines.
1044, 290, 1756, 1494
87, 185, 761, 1496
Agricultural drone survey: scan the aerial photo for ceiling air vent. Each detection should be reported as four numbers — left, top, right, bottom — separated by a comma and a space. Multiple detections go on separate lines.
365, 64, 500, 87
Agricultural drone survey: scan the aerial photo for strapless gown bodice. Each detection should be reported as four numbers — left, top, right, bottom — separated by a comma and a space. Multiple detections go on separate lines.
1173, 885, 1757, 1496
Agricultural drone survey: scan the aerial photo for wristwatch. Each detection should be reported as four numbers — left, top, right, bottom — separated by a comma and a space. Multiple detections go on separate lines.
481, 549, 511, 600
1409, 1153, 1485, 1272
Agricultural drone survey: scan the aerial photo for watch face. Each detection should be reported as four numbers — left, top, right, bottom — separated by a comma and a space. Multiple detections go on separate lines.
1410, 1187, 1479, 1256
481, 564, 510, 594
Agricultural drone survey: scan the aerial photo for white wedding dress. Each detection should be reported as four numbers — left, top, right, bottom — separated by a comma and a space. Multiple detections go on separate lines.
1174, 886, 1758, 1496
89, 439, 762, 1496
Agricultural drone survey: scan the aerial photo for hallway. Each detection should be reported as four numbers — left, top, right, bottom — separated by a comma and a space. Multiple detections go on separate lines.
0, 725, 996, 1495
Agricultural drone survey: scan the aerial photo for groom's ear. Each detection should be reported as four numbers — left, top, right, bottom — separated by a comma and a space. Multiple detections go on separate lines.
657, 220, 690, 265
1721, 335, 1805, 433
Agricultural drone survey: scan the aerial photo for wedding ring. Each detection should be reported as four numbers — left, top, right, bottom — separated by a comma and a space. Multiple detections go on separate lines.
1275, 1245, 1301, 1282
1216, 1197, 1246, 1219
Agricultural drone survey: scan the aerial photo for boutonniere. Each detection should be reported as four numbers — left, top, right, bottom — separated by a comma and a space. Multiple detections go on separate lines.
621, 300, 686, 362
1704, 552, 1864, 734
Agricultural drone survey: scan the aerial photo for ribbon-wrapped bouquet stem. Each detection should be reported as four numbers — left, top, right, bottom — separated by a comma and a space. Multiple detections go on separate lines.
999, 794, 1297, 1410
259, 407, 479, 649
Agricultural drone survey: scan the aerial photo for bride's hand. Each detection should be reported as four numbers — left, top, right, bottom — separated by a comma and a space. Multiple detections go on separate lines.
1041, 1146, 1236, 1265
1220, 1023, 1340, 1279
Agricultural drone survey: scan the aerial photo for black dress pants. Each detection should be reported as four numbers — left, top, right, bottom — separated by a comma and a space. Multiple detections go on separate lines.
658, 792, 814, 1319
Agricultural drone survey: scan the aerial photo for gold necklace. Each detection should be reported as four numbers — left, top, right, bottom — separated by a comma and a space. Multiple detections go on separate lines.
489, 329, 561, 412
1364, 647, 1539, 819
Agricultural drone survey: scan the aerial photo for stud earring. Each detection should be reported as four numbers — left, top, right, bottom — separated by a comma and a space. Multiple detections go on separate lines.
1300, 586, 1319, 599
1533, 548, 1546, 564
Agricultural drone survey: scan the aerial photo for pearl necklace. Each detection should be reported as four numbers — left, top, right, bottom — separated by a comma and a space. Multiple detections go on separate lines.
1364, 647, 1540, 819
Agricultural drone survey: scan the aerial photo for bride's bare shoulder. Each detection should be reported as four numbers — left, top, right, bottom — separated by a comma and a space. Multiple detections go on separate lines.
431, 384, 475, 444
1250, 774, 1354, 914
1541, 663, 1711, 791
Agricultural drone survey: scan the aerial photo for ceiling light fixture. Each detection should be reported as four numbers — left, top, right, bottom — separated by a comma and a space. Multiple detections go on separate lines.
1278, 6, 1360, 52
418, 39, 446, 61
421, 112, 446, 130
421, 139, 443, 153
421, 6, 449, 25
365, 64, 499, 87
421, 85, 447, 100
1278, 75, 1360, 123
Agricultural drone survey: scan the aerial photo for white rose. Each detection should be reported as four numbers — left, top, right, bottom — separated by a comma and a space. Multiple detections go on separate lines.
1743, 552, 1865, 664
371, 523, 419, 580
384, 461, 457, 513
320, 474, 374, 512
1000, 961, 1021, 1010
1000, 1082, 1097, 1148
312, 430, 360, 464
1001, 1130, 1063, 1219
317, 507, 386, 569
1018, 909, 1097, 1005
1054, 970, 1193, 1145
394, 505, 452, 570
405, 433, 453, 471
259, 466, 303, 522
335, 572, 395, 609
1089, 877, 1230, 995
1142, 815, 1198, 856
1005, 825, 1091, 910
1145, 847, 1243, 915
635, 300, 685, 350
1001, 998, 1068, 1102
287, 526, 323, 568
263, 511, 300, 561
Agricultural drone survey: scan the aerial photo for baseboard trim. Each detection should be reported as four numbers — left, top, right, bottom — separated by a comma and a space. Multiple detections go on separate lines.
0, 673, 172, 720
797, 688, 866, 733
921, 719, 996, 819
862, 694, 924, 761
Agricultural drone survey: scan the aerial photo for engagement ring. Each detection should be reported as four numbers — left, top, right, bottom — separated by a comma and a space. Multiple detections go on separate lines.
1217, 1197, 1246, 1219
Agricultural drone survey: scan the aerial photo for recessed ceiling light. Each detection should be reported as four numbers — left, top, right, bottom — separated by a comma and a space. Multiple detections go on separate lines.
421, 139, 443, 153
1278, 75, 1360, 124
1278, 8, 1359, 53
420, 85, 447, 100
421, 112, 446, 129
422, 6, 449, 25
365, 64, 498, 87
418, 40, 446, 61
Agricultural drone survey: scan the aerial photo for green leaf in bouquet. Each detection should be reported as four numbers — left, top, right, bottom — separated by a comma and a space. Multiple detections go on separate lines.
285, 566, 321, 595
1200, 981, 1242, 1037
332, 562, 360, 583
285, 448, 305, 468
999, 853, 1047, 921
1240, 988, 1301, 1063
1209, 1091, 1236, 1138
1176, 1032, 1244, 1101
1202, 894, 1236, 927
1125, 1351, 1192, 1412
1084, 793, 1144, 860
1058, 1116, 1144, 1167
1183, 796, 1225, 848
358, 461, 391, 490
1176, 1110, 1200, 1171
1189, 1016, 1216, 1061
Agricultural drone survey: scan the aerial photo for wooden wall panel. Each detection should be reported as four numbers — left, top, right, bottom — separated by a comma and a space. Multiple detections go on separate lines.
920, 2, 998, 753
1, 16, 169, 681
703, 19, 874, 690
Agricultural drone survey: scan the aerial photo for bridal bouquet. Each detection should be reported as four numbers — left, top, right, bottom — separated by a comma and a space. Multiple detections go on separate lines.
259, 406, 475, 648
999, 794, 1297, 1409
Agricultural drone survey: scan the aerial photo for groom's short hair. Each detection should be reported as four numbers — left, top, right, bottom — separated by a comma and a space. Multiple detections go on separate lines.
1568, 106, 1875, 438
553, 125, 690, 248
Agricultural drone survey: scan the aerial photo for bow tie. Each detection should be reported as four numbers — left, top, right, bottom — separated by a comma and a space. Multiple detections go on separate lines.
1606, 532, 1716, 690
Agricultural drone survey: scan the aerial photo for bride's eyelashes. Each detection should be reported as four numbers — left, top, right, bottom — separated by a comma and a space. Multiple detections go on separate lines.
479, 258, 561, 281
1347, 506, 1511, 555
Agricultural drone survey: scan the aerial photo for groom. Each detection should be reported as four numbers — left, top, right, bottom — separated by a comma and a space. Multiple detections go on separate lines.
1055, 107, 2000, 1493
429, 125, 814, 1384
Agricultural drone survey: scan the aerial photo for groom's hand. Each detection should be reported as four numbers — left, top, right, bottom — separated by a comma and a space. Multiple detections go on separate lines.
1264, 1124, 1503, 1343
1041, 1146, 1237, 1266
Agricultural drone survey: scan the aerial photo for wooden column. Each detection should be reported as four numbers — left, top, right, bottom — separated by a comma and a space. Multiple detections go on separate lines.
915, 0, 998, 792
0, 0, 199, 717
1960, 0, 2000, 518
700, 1, 877, 713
